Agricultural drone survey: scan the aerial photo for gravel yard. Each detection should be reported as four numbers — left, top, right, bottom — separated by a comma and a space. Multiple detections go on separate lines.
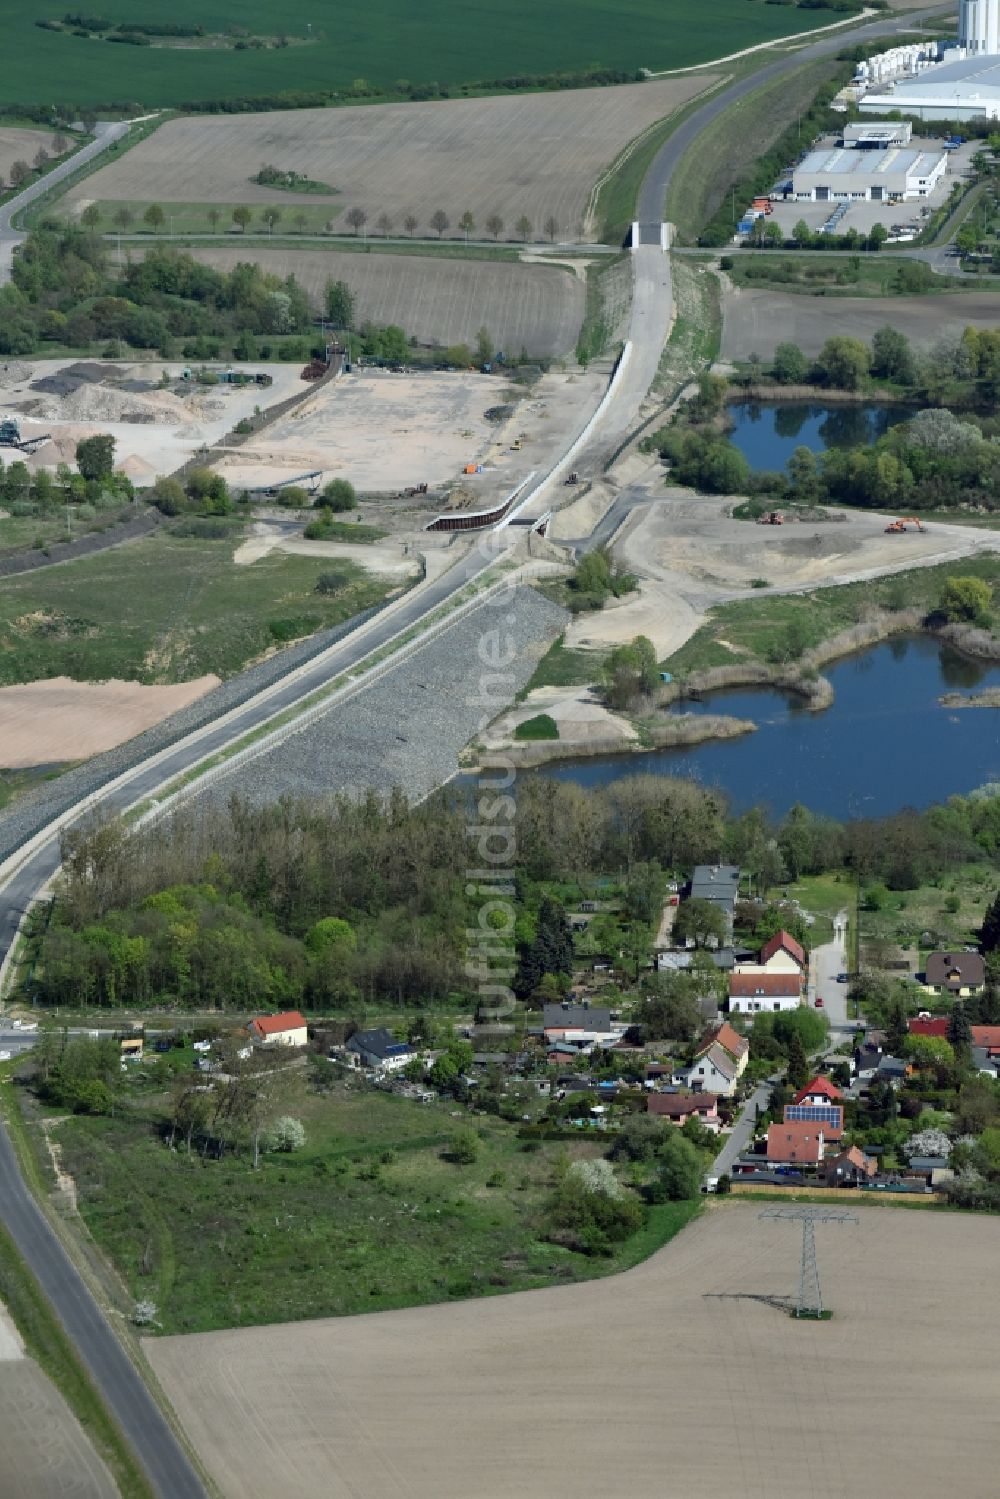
193, 587, 568, 808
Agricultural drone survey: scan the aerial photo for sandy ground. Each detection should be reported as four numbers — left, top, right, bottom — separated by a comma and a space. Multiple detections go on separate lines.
615, 490, 1000, 599
217, 368, 602, 499
180, 247, 584, 359
0, 359, 308, 480
721, 286, 1000, 362
485, 684, 638, 750
67, 78, 718, 242
0, 676, 218, 768
233, 521, 422, 580
0, 1299, 116, 1498
146, 1205, 1000, 1499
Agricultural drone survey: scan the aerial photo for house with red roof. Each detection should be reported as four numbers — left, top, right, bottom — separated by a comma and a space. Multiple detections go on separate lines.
647, 1092, 720, 1129
822, 1145, 876, 1187
972, 1025, 1000, 1056
908, 1016, 949, 1040
784, 1075, 844, 1141
729, 971, 801, 1015
759, 930, 806, 972
766, 1121, 826, 1166
248, 1010, 308, 1047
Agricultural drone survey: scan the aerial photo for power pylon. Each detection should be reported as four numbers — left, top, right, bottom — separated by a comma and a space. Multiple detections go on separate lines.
759, 1206, 857, 1317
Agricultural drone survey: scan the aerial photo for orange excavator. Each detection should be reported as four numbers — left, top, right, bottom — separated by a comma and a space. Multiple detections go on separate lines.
884, 517, 926, 533
757, 510, 784, 525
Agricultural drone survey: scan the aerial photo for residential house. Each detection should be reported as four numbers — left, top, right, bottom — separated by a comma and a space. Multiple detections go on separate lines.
701, 1020, 749, 1077
656, 948, 736, 974
248, 1010, 308, 1047
854, 1042, 883, 1081
971, 1025, 1000, 1056
647, 1092, 720, 1129
687, 864, 741, 938
821, 1145, 876, 1186
908, 1016, 949, 1040
729, 971, 802, 1015
542, 1003, 619, 1051
922, 951, 986, 998
346, 1027, 413, 1073
766, 1121, 826, 1166
907, 1155, 955, 1188
673, 1042, 739, 1097
973, 1045, 1000, 1079
784, 1075, 844, 1141
877, 1055, 911, 1086
758, 930, 807, 973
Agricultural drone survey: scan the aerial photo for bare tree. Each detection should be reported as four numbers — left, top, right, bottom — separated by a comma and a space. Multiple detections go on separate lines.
485, 213, 504, 241
516, 214, 532, 242
261, 206, 281, 234
34, 148, 49, 171
544, 215, 559, 242
404, 212, 418, 237
9, 160, 29, 188
430, 208, 449, 238
294, 211, 307, 233
346, 206, 368, 236
376, 211, 393, 237
207, 207, 221, 233
113, 206, 134, 231
53, 132, 69, 155
458, 210, 475, 241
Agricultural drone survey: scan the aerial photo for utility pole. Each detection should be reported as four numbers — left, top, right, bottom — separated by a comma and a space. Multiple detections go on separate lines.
759, 1206, 858, 1317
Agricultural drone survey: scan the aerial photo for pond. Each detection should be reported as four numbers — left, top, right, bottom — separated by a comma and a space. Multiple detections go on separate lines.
536, 636, 1000, 820
727, 401, 913, 472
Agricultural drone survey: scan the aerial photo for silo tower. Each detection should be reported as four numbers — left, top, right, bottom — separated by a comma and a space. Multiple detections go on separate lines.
959, 0, 1000, 55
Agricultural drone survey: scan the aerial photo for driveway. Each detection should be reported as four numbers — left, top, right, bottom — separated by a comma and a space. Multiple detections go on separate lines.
710, 1077, 772, 1179
808, 909, 853, 1046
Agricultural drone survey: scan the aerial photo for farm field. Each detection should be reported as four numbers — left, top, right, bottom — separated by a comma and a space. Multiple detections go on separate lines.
721, 286, 1000, 362
0, 675, 218, 769
0, 1359, 117, 1498
0, 530, 394, 687
185, 246, 584, 356
66, 79, 720, 243
8, 1, 849, 107
146, 1204, 1000, 1499
0, 126, 63, 183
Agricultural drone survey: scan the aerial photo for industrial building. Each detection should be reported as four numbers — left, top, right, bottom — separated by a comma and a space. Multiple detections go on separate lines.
789, 145, 948, 202
841, 121, 912, 147
859, 52, 1000, 120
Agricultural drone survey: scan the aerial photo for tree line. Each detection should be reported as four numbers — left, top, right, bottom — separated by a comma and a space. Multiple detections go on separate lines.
22, 772, 1000, 1013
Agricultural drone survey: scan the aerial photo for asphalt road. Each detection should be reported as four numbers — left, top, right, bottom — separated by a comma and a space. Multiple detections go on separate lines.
0, 121, 132, 281
808, 910, 854, 1046
0, 1123, 204, 1497
711, 1078, 774, 1178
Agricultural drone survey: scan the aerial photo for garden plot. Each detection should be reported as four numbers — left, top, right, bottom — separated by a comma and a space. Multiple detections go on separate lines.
64, 78, 718, 242
184, 247, 584, 358
146, 1204, 1000, 1499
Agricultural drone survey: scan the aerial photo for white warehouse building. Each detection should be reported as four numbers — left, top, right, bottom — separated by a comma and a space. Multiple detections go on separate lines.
859, 53, 1000, 120
790, 145, 948, 202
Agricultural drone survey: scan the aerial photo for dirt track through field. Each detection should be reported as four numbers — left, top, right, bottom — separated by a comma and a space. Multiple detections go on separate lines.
68, 78, 718, 241
146, 1205, 1000, 1499
722, 285, 1000, 361
184, 247, 584, 357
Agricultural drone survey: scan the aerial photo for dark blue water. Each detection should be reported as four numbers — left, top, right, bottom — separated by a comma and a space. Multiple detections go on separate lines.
537, 636, 1000, 819
727, 401, 912, 472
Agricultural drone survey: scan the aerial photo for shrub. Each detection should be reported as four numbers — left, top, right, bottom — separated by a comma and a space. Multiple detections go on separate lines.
449, 1128, 480, 1164
267, 1116, 306, 1151
514, 714, 559, 742
320, 478, 357, 512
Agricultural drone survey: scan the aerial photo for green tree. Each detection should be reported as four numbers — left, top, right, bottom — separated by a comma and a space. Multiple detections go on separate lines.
786, 1031, 810, 1090
430, 209, 449, 237
475, 326, 493, 366
113, 206, 134, 233
458, 210, 476, 241
772, 342, 808, 384
868, 222, 888, 251
604, 635, 657, 710
516, 214, 532, 242
871, 325, 916, 385
304, 916, 356, 955
75, 433, 115, 481
320, 477, 357, 511
81, 204, 101, 230
816, 335, 869, 391
654, 1129, 703, 1200
147, 475, 186, 515
449, 1127, 480, 1164
261, 207, 282, 234
981, 888, 1000, 952
791, 219, 813, 248
938, 575, 992, 625
885, 999, 909, 1057
143, 204, 165, 234
672, 897, 726, 949
232, 206, 252, 233
787, 444, 820, 504
947, 1000, 973, 1057
208, 208, 221, 233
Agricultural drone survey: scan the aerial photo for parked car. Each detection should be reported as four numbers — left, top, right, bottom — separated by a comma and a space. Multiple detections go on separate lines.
836, 971, 848, 983
814, 996, 824, 1008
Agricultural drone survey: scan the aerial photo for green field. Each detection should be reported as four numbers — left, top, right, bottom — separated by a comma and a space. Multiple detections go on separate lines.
725, 254, 998, 298
11, 1, 865, 107
0, 529, 393, 685
46, 1075, 699, 1334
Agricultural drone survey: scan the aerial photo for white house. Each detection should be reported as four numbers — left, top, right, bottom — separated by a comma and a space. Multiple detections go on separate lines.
728, 972, 801, 1014
673, 1042, 739, 1098
248, 1010, 308, 1047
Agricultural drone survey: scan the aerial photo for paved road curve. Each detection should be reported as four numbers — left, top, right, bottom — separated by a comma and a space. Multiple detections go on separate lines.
0, 1124, 204, 1496
0, 121, 133, 281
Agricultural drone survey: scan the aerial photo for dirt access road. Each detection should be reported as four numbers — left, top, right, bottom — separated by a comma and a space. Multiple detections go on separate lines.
146, 1204, 1000, 1499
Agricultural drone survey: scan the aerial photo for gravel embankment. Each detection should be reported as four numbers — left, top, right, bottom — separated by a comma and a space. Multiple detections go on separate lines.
195, 588, 569, 807
0, 600, 393, 865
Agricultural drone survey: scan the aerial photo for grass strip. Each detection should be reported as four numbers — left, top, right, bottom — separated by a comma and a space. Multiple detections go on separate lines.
0, 1220, 155, 1499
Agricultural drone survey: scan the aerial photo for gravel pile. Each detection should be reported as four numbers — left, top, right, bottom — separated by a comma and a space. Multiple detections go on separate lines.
196, 588, 568, 809
0, 600, 395, 865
